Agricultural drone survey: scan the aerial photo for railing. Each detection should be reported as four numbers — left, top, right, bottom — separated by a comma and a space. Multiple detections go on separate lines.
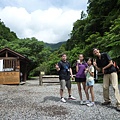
39, 74, 59, 85
39, 72, 103, 86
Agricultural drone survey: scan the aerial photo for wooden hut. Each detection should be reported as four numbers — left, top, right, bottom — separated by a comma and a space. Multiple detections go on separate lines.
0, 48, 30, 84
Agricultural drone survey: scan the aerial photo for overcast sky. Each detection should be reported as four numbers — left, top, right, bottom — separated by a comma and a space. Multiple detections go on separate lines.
0, 0, 88, 43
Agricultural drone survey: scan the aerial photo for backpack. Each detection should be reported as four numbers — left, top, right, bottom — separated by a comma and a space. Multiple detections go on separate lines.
59, 61, 70, 73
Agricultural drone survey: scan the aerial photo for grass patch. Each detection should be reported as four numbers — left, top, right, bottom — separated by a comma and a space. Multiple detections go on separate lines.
28, 76, 39, 80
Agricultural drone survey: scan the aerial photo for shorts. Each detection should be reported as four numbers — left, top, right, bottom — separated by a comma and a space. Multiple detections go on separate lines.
60, 79, 71, 90
86, 80, 94, 86
75, 77, 86, 82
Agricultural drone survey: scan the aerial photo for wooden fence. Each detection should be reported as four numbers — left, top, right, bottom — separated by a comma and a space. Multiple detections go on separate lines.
39, 73, 104, 86
39, 74, 59, 85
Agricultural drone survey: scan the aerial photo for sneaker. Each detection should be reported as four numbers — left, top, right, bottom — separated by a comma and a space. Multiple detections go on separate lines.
61, 98, 66, 103
68, 95, 76, 100
101, 101, 111, 105
82, 100, 90, 105
87, 102, 95, 107
80, 100, 84, 105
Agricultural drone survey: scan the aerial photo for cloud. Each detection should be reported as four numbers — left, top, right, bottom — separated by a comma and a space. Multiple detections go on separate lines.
0, 0, 88, 12
0, 6, 82, 43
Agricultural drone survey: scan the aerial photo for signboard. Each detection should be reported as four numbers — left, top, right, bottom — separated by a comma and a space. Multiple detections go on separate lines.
41, 71, 45, 75
0, 72, 20, 84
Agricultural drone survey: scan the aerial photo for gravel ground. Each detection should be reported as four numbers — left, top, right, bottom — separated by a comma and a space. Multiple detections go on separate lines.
0, 80, 120, 120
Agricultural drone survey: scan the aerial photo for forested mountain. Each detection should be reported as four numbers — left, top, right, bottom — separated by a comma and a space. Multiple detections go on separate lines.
0, 19, 17, 41
66, 0, 120, 60
0, 0, 120, 75
45, 41, 66, 50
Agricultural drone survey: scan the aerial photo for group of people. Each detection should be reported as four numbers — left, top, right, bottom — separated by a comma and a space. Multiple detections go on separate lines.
55, 48, 120, 111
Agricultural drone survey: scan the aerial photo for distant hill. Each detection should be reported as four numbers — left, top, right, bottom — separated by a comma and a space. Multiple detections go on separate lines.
45, 41, 66, 50
0, 20, 17, 41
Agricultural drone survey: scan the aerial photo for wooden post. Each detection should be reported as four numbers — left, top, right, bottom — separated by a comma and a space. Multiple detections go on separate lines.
39, 71, 45, 86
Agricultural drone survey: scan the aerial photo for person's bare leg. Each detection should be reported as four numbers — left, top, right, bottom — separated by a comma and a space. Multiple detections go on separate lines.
77, 82, 82, 100
90, 86, 94, 102
85, 86, 90, 100
68, 88, 71, 96
82, 82, 86, 91
82, 82, 88, 99
60, 89, 63, 98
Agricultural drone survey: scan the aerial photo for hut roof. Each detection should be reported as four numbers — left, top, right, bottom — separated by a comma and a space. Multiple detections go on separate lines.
0, 47, 30, 62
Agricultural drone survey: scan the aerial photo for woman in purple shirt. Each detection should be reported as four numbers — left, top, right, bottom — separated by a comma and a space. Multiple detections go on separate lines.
75, 54, 88, 104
